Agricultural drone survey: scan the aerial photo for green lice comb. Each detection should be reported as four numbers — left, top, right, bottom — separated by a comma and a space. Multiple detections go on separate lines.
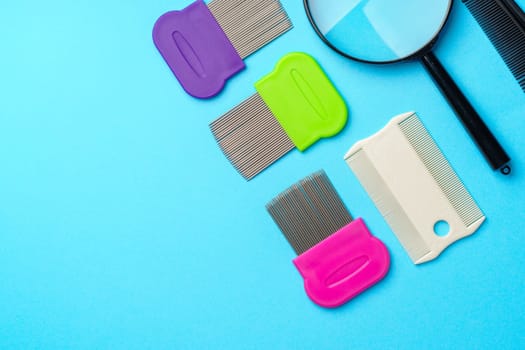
210, 52, 348, 180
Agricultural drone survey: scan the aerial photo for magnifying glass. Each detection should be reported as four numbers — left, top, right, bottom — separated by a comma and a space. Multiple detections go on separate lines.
304, 0, 511, 174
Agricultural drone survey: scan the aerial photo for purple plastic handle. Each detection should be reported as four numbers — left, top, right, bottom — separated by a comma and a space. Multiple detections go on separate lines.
293, 218, 390, 308
152, 0, 245, 99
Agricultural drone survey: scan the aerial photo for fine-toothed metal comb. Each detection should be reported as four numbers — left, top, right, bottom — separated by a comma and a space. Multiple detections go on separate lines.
462, 0, 525, 92
266, 170, 390, 308
153, 0, 292, 98
344, 112, 486, 264
210, 52, 348, 180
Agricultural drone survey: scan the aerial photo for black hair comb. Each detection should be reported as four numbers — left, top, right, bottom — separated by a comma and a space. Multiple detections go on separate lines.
462, 0, 525, 92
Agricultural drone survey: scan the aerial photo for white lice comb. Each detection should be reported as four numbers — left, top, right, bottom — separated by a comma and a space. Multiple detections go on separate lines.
344, 112, 485, 264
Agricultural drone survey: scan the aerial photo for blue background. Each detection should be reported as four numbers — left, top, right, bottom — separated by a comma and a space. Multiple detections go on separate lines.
1, 1, 524, 349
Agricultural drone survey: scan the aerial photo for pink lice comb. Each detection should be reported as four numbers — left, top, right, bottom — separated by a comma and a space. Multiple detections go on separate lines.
266, 170, 390, 308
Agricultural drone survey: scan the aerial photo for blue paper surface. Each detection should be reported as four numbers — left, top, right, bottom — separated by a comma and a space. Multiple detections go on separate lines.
0, 1, 524, 349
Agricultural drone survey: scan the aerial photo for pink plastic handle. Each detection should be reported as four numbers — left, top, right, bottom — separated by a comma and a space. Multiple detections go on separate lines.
293, 218, 390, 308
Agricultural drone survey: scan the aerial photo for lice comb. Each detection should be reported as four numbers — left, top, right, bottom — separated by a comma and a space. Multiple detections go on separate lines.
266, 170, 390, 308
210, 52, 348, 180
152, 0, 292, 98
462, 0, 525, 92
344, 112, 486, 265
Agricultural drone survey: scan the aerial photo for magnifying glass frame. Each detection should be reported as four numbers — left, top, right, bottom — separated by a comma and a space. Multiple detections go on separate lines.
303, 0, 453, 65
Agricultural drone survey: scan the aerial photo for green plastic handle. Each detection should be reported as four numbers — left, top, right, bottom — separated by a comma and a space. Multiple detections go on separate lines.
254, 52, 348, 151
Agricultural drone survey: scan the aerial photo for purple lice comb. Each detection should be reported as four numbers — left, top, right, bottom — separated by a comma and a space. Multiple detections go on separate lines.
152, 0, 292, 99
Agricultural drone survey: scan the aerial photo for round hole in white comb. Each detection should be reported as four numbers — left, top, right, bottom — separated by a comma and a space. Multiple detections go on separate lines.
433, 220, 450, 237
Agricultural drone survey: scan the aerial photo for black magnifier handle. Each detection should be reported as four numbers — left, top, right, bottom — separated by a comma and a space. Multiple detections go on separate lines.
421, 51, 511, 175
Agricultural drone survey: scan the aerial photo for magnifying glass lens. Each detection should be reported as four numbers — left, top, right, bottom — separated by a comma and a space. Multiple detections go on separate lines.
308, 0, 451, 62
305, 0, 511, 173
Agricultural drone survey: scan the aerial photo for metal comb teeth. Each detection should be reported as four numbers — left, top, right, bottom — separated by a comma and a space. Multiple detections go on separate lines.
266, 170, 353, 255
208, 0, 293, 59
210, 93, 295, 180
462, 0, 525, 92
